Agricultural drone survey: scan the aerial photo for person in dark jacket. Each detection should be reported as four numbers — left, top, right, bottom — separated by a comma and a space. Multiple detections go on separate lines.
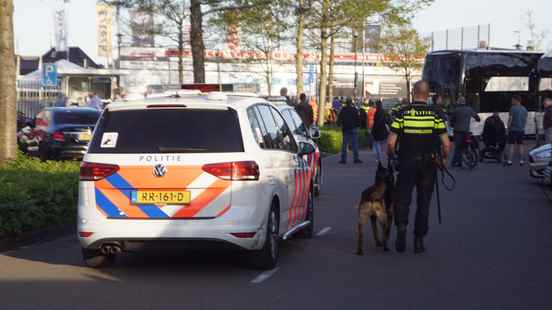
372, 101, 389, 163
295, 93, 314, 128
480, 111, 506, 161
338, 98, 362, 164
450, 96, 480, 167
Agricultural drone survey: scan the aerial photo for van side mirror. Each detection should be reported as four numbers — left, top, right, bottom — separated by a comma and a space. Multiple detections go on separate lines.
310, 126, 321, 139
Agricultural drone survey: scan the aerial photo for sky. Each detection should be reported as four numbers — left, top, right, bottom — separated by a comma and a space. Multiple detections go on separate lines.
12, 0, 552, 64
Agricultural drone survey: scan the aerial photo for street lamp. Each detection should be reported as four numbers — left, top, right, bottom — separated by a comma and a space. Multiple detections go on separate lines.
353, 32, 358, 98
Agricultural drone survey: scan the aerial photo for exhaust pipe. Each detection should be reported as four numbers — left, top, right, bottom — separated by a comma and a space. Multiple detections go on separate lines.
109, 245, 121, 255
100, 243, 122, 255
101, 245, 112, 256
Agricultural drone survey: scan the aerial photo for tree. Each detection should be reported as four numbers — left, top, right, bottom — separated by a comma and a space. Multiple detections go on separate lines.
524, 10, 549, 51
375, 26, 428, 102
0, 0, 17, 164
308, 0, 433, 125
235, 1, 288, 95
104, 0, 189, 85
293, 0, 314, 96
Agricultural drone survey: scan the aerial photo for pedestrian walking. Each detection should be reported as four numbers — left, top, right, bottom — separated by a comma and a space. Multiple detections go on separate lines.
296, 93, 314, 128
387, 80, 451, 253
372, 101, 389, 163
450, 96, 480, 167
338, 98, 362, 164
505, 95, 529, 166
543, 96, 552, 144
280, 87, 293, 106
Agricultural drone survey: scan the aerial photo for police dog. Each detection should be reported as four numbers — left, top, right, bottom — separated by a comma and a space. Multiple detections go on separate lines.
356, 163, 395, 255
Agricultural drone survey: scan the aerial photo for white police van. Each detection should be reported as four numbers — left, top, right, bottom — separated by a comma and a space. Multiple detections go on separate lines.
77, 92, 316, 269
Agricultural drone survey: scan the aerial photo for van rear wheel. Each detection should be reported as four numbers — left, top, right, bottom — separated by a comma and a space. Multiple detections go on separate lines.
81, 248, 114, 268
249, 204, 279, 270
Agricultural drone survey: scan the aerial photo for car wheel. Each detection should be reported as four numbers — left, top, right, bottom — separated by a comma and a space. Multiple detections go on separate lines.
38, 144, 49, 161
297, 189, 315, 239
18, 141, 28, 154
249, 203, 279, 270
81, 248, 114, 268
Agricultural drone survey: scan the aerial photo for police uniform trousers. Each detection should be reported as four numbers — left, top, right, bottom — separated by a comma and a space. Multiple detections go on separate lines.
394, 156, 437, 237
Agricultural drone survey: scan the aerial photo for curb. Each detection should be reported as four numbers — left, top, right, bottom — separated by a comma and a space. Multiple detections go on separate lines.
0, 224, 75, 252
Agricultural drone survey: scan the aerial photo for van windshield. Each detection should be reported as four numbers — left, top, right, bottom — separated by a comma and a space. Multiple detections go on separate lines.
88, 108, 244, 154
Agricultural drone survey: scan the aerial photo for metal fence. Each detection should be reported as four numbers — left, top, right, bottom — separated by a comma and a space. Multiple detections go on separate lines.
16, 79, 61, 118
427, 24, 492, 51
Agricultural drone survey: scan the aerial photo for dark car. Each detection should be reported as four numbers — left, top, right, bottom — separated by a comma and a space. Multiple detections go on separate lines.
18, 107, 100, 161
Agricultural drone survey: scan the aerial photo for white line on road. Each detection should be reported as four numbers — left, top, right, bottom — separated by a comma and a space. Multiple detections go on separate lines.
317, 226, 332, 236
250, 268, 279, 284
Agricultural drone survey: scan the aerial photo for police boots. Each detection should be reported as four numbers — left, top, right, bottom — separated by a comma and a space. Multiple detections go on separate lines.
395, 225, 407, 253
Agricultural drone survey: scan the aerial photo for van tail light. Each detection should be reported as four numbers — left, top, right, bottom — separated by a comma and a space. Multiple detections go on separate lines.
80, 162, 119, 181
202, 161, 259, 181
52, 131, 65, 142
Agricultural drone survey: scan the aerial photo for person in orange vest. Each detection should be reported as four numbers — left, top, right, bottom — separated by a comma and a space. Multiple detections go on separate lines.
309, 96, 319, 124
367, 101, 376, 130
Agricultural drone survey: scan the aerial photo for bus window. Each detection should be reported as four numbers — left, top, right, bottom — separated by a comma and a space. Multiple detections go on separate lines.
423, 53, 462, 95
484, 77, 529, 92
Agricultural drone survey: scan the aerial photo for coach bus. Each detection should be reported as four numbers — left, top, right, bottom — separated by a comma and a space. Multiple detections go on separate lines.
423, 49, 544, 135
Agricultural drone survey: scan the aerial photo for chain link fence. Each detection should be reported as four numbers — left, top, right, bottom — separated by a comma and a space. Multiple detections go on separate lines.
426, 25, 492, 51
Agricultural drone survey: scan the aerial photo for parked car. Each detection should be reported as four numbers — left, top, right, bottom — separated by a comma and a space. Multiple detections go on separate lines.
266, 98, 323, 197
528, 144, 552, 178
18, 107, 100, 161
78, 93, 316, 269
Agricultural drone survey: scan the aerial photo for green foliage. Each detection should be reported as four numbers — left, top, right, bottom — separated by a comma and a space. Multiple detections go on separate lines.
0, 154, 80, 236
317, 126, 372, 154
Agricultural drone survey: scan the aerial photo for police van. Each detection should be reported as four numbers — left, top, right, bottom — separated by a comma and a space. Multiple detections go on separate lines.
77, 92, 316, 269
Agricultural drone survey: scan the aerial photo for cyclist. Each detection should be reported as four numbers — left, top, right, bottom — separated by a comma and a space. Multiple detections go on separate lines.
450, 97, 480, 167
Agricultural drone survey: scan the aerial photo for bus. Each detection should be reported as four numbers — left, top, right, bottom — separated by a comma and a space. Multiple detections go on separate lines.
423, 49, 544, 135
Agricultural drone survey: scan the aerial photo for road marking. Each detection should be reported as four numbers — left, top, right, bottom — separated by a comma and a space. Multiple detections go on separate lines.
317, 226, 332, 236
250, 268, 279, 284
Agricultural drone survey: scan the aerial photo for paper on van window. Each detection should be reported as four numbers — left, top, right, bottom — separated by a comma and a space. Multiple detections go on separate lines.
100, 132, 119, 148
255, 128, 264, 144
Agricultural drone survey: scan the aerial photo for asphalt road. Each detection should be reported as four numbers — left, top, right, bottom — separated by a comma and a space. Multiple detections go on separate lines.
1, 150, 551, 310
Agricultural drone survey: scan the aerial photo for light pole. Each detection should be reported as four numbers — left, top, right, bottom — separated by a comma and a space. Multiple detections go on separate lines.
353, 32, 358, 98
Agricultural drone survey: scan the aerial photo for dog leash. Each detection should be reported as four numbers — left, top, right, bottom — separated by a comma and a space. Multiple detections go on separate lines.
434, 157, 457, 225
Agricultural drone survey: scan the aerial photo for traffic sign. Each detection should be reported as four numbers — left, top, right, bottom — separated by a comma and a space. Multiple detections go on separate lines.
42, 63, 58, 87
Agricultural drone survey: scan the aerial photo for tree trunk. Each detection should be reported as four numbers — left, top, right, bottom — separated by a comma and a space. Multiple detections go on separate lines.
295, 0, 305, 96
405, 68, 411, 103
317, 0, 330, 127
189, 0, 205, 83
0, 0, 17, 164
327, 34, 335, 108
266, 53, 273, 96
178, 30, 184, 86
318, 36, 328, 127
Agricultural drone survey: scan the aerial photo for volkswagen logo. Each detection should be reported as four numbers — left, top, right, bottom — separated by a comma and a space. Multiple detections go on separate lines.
153, 164, 167, 177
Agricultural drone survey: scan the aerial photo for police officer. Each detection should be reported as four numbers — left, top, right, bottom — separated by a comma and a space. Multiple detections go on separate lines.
387, 81, 451, 253
390, 97, 410, 121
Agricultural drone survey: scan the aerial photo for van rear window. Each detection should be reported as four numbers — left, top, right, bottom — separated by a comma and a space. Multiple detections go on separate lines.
88, 108, 244, 153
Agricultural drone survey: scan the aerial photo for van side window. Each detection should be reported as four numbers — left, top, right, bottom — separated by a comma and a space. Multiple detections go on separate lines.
289, 110, 309, 138
281, 110, 298, 133
256, 105, 282, 150
270, 107, 297, 153
247, 107, 268, 149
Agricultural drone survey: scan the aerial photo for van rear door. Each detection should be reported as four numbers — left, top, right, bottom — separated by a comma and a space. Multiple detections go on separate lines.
85, 107, 245, 219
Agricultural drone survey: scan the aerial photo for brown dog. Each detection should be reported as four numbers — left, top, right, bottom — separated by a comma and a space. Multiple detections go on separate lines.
356, 163, 394, 255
